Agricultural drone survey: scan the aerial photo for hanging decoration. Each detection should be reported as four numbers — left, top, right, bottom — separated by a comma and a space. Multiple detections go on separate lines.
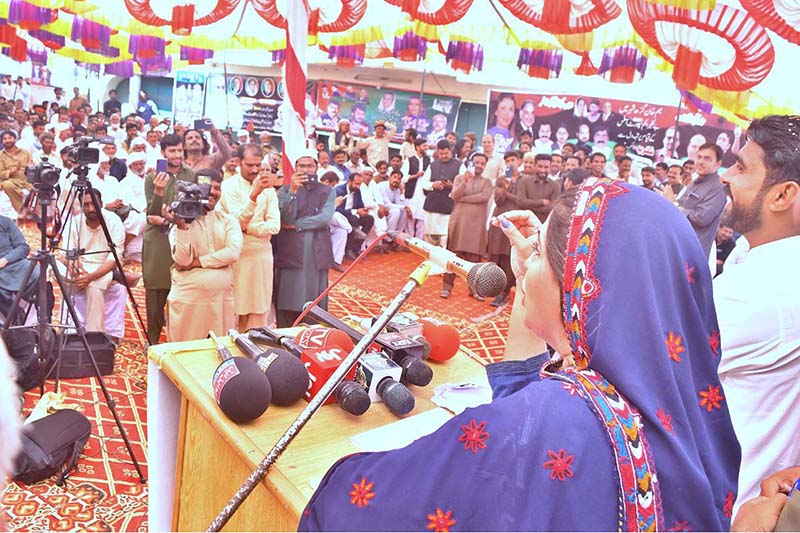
393, 29, 428, 61
517, 48, 563, 79
1, 35, 27, 61
444, 37, 483, 74
679, 90, 713, 113
574, 51, 598, 75
740, 0, 800, 46
171, 4, 195, 35
598, 45, 647, 83
327, 43, 365, 67
383, 0, 473, 25
250, 0, 367, 33
124, 0, 242, 34
0, 19, 16, 45
497, 0, 621, 34
271, 48, 286, 66
71, 16, 112, 50
179, 45, 213, 64
129, 34, 165, 60
28, 28, 65, 49
138, 54, 172, 76
7, 0, 56, 30
628, 0, 775, 91
105, 60, 136, 77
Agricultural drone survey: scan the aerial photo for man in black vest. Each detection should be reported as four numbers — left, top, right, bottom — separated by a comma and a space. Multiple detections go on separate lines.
335, 171, 373, 260
421, 139, 465, 298
274, 152, 336, 328
401, 138, 430, 239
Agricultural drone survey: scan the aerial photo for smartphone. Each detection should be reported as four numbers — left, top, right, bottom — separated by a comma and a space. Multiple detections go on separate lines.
194, 118, 212, 131
467, 160, 476, 173
505, 165, 514, 179
306, 173, 318, 184
156, 159, 168, 173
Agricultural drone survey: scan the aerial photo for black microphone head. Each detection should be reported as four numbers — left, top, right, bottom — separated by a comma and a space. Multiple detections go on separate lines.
399, 356, 433, 387
335, 380, 371, 416
259, 348, 310, 406
212, 357, 271, 423
414, 335, 432, 359
377, 378, 415, 416
467, 262, 507, 298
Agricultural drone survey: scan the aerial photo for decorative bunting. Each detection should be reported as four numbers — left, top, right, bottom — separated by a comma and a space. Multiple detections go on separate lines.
517, 48, 563, 79
71, 16, 111, 49
128, 33, 165, 60
393, 30, 428, 62
138, 54, 172, 76
179, 45, 213, 64
28, 28, 64, 49
104, 60, 135, 77
327, 44, 365, 67
598, 45, 648, 83
271, 48, 285, 66
171, 4, 194, 36
445, 38, 483, 74
7, 0, 55, 30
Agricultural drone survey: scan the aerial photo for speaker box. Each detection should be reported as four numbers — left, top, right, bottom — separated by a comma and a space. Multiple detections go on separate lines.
52, 332, 117, 379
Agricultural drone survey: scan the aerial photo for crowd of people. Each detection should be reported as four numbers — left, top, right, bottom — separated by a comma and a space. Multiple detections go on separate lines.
0, 76, 797, 531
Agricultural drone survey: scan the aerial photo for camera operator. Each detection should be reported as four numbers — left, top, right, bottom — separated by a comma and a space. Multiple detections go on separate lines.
143, 134, 196, 345
219, 143, 280, 330
167, 169, 242, 342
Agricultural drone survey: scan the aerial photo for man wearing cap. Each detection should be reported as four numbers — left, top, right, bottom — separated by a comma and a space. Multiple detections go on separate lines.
143, 134, 197, 344
219, 143, 280, 330
183, 121, 232, 173
136, 91, 158, 122
359, 120, 397, 167
236, 130, 250, 145
274, 152, 336, 327
32, 132, 59, 168
99, 137, 127, 182
119, 152, 148, 262
0, 130, 32, 214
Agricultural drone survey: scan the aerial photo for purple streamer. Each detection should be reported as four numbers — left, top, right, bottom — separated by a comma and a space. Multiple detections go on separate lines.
28, 28, 65, 48
71, 17, 112, 47
8, 0, 53, 26
517, 48, 563, 78
105, 61, 135, 77
598, 46, 648, 79
180, 46, 214, 62
327, 45, 365, 66
679, 90, 714, 113
139, 55, 173, 76
392, 31, 427, 61
271, 48, 285, 64
129, 34, 166, 61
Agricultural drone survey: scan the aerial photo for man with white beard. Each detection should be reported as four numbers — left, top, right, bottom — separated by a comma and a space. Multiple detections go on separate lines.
119, 152, 149, 262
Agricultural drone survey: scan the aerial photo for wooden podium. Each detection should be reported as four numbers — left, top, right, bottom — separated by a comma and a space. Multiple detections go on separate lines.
147, 331, 488, 532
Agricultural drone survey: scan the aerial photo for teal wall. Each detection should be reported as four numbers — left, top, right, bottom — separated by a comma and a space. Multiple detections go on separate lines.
455, 102, 487, 137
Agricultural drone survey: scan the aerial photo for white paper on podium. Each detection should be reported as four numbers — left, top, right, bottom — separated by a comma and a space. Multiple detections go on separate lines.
350, 408, 453, 453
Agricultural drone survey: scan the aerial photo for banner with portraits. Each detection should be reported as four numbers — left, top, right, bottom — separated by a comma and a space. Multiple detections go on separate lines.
202, 73, 318, 134
315, 81, 461, 143
484, 90, 739, 168
172, 70, 207, 126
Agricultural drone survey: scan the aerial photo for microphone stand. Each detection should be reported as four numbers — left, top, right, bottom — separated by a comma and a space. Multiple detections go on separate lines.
206, 260, 435, 532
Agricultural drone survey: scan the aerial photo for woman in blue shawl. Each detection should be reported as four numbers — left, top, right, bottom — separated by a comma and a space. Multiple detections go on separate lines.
299, 178, 740, 531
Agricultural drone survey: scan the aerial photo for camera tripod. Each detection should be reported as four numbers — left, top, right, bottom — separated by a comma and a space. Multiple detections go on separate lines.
1, 168, 146, 483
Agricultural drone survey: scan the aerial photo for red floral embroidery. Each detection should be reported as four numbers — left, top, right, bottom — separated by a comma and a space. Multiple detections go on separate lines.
458, 420, 489, 454
561, 382, 581, 396
666, 332, 686, 363
724, 491, 735, 518
656, 408, 676, 436
543, 449, 575, 481
685, 263, 696, 284
427, 508, 456, 532
699, 385, 725, 412
349, 477, 375, 508
709, 330, 721, 358
669, 520, 691, 531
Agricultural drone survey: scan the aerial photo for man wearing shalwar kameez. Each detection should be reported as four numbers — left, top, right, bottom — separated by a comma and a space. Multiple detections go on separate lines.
219, 144, 280, 330
0, 214, 37, 317
274, 153, 336, 328
167, 170, 242, 342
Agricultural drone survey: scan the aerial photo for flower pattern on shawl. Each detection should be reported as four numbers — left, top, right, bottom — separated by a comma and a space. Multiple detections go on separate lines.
668, 520, 691, 531
427, 508, 456, 532
699, 385, 725, 412
724, 492, 735, 518
543, 449, 575, 481
708, 330, 721, 358
656, 408, 676, 436
666, 332, 686, 363
685, 263, 696, 284
458, 420, 489, 454
349, 477, 375, 508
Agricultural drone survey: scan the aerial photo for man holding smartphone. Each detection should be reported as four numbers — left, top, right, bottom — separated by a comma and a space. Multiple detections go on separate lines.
183, 118, 232, 173
143, 134, 196, 345
219, 143, 280, 330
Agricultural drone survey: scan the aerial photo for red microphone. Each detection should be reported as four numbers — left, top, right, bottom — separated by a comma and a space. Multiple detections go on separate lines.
295, 326, 358, 352
419, 318, 461, 362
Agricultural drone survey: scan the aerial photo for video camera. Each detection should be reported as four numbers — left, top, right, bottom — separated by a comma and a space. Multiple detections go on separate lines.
65, 137, 100, 167
169, 174, 213, 223
25, 158, 61, 189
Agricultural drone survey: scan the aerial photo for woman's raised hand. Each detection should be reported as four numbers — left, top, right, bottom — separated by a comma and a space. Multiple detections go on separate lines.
491, 210, 543, 279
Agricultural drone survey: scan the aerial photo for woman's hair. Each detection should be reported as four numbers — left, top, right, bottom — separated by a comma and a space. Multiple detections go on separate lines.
545, 187, 580, 288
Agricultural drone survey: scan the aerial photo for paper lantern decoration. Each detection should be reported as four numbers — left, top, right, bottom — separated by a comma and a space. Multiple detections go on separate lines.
7, 0, 57, 30
598, 45, 648, 83
180, 45, 214, 64
628, 0, 775, 91
29, 28, 65, 50
384, 0, 473, 25
327, 44, 365, 67
498, 0, 621, 34
105, 61, 136, 77
445, 39, 484, 74
393, 30, 428, 62
740, 0, 800, 46
517, 48, 563, 79
125, 0, 242, 33
250, 0, 367, 32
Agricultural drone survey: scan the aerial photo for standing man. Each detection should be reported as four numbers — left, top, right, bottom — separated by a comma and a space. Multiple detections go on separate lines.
274, 153, 336, 327
69, 87, 88, 112
516, 153, 561, 223
480, 134, 504, 184
443, 153, 493, 299
663, 142, 726, 257
359, 120, 397, 167
0, 130, 32, 215
168, 169, 242, 342
420, 139, 464, 297
714, 115, 800, 516
103, 89, 122, 116
183, 122, 232, 172
401, 138, 430, 239
136, 91, 159, 122
52, 86, 68, 110
219, 144, 280, 330
143, 134, 196, 345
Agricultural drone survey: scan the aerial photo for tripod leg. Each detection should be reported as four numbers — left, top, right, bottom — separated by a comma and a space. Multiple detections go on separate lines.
47, 254, 147, 483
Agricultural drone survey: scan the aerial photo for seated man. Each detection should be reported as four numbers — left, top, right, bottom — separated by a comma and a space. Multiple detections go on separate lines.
62, 190, 126, 333
334, 171, 373, 260
167, 169, 242, 342
377, 169, 409, 237
0, 214, 37, 318
320, 171, 352, 272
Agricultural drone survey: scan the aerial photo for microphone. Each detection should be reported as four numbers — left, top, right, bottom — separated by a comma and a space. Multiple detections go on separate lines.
294, 326, 355, 353
359, 352, 415, 416
419, 318, 461, 362
228, 329, 308, 406
303, 305, 433, 387
248, 328, 371, 416
393, 232, 507, 298
209, 330, 271, 423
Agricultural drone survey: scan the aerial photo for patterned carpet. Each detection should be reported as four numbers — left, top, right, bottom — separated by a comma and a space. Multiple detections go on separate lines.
2, 224, 510, 532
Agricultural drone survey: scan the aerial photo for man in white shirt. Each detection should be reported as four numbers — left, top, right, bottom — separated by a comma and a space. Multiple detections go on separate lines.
400, 138, 430, 239
377, 169, 408, 237
11, 77, 30, 111
119, 153, 149, 261
715, 114, 800, 516
359, 166, 388, 248
107, 113, 127, 142
359, 120, 397, 167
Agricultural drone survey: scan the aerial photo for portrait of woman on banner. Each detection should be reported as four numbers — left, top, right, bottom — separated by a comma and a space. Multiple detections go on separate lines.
401, 96, 430, 135
486, 92, 517, 154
